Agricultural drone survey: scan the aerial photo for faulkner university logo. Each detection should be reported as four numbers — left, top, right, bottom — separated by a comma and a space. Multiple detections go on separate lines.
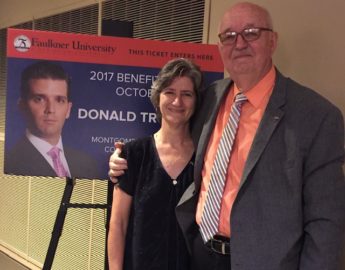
14, 35, 31, 52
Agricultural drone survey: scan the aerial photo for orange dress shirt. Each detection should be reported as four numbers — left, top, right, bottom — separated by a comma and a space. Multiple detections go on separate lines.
196, 67, 276, 237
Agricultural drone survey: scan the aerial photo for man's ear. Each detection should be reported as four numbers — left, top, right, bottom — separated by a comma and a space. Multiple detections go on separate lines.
65, 102, 72, 119
270, 31, 278, 55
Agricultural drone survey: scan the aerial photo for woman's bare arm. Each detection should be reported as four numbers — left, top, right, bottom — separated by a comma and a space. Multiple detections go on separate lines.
107, 185, 132, 270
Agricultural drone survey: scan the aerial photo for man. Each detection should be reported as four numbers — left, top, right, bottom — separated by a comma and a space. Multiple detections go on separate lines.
109, 2, 345, 269
5, 61, 100, 179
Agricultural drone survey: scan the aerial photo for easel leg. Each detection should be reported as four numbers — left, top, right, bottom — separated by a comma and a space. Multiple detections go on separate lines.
43, 177, 75, 270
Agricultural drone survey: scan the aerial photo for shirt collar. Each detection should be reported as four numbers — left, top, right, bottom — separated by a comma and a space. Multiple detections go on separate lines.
233, 66, 276, 108
26, 129, 64, 154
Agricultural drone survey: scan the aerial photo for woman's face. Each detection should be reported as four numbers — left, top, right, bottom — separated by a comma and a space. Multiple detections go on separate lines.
159, 76, 196, 127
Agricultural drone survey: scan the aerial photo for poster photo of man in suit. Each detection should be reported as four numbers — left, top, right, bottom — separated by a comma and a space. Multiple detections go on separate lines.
4, 60, 100, 179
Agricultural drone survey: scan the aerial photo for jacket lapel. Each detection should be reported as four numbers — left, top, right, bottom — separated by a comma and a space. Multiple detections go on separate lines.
239, 70, 287, 188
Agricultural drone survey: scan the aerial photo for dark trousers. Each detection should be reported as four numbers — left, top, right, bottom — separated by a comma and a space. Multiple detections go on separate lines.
190, 231, 231, 270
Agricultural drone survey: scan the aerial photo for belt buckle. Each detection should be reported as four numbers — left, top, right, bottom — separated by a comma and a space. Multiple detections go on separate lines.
210, 238, 227, 255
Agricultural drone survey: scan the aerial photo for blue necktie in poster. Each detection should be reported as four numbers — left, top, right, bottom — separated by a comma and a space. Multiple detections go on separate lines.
4, 29, 224, 180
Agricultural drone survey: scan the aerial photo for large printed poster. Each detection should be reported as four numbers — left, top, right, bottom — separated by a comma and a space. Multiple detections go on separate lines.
4, 28, 224, 180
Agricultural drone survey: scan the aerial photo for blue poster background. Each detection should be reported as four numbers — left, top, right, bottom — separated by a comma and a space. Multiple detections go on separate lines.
5, 58, 223, 179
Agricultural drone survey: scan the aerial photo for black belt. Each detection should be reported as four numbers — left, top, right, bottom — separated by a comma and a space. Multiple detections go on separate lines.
205, 235, 231, 255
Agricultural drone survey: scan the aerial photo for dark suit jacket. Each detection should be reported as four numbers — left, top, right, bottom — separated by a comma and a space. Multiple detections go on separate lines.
4, 136, 100, 179
176, 70, 345, 270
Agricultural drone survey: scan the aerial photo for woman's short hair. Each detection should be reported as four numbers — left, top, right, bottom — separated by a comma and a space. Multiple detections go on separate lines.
150, 58, 203, 123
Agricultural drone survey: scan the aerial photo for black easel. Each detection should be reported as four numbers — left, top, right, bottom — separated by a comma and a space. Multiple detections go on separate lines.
43, 177, 109, 270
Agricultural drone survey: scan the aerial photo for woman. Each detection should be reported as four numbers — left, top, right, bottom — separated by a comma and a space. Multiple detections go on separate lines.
107, 58, 202, 270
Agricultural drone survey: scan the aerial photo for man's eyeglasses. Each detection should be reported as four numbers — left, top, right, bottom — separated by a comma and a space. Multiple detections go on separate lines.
218, 27, 273, 45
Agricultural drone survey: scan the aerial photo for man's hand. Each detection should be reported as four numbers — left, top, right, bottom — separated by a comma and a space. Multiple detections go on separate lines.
108, 142, 127, 184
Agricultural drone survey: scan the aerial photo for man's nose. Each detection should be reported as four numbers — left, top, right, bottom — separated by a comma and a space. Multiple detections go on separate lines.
235, 34, 248, 49
45, 100, 55, 113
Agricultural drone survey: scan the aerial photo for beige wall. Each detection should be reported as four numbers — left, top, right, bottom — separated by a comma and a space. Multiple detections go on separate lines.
208, 0, 345, 119
0, 0, 99, 28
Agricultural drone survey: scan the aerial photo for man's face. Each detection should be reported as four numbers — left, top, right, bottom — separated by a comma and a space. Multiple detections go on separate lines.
20, 78, 72, 145
218, 4, 277, 84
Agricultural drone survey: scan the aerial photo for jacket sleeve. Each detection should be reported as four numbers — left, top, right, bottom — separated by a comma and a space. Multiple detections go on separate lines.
300, 106, 345, 270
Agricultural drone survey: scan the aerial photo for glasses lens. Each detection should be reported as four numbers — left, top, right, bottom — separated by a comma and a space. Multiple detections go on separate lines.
220, 32, 237, 44
242, 28, 261, 41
